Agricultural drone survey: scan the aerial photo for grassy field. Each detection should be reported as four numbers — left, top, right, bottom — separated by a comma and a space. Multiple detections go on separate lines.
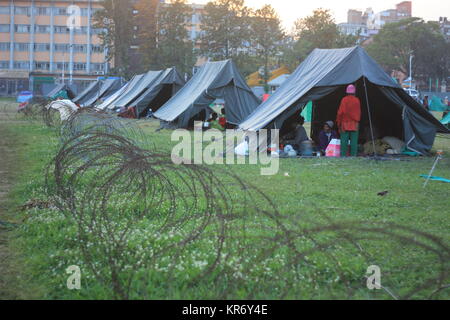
0, 98, 449, 300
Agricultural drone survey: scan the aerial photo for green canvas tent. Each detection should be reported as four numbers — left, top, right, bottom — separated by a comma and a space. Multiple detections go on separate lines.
239, 46, 448, 155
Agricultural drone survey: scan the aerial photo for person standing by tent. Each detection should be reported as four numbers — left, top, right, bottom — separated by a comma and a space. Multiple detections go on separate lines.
336, 85, 361, 157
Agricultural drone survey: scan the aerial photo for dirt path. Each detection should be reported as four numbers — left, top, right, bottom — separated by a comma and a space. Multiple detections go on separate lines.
0, 102, 20, 299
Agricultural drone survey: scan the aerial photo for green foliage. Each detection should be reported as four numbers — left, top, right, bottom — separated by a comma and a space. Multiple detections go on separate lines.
93, 0, 135, 78
281, 9, 359, 70
135, 0, 159, 71
251, 5, 285, 84
201, 0, 252, 59
153, 0, 195, 75
366, 18, 450, 80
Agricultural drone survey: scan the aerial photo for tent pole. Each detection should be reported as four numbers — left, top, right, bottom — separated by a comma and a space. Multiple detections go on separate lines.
363, 77, 377, 156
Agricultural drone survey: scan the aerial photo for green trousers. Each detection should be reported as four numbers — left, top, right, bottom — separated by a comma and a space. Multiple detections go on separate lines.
340, 131, 359, 157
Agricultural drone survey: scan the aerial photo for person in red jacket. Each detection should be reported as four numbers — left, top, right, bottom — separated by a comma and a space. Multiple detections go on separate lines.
336, 84, 361, 157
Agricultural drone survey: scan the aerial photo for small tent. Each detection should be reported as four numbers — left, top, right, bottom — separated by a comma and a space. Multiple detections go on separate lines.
46, 84, 76, 100
72, 80, 103, 106
96, 69, 184, 115
239, 46, 448, 155
112, 71, 164, 109
97, 74, 144, 111
154, 60, 261, 128
73, 78, 123, 107
130, 68, 185, 118
82, 78, 124, 107
442, 113, 450, 126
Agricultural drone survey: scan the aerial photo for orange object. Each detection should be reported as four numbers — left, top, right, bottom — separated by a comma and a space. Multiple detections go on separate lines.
337, 95, 361, 132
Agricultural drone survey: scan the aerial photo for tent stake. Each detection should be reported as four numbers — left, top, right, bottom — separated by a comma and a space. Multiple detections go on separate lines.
423, 151, 444, 188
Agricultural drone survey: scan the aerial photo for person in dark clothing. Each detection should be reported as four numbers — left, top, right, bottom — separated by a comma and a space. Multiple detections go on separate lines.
283, 116, 309, 150
423, 96, 430, 111
219, 108, 227, 129
318, 121, 338, 154
146, 108, 153, 119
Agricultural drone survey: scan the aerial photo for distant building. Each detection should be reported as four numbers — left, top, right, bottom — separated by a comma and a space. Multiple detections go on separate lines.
338, 23, 369, 39
439, 17, 450, 41
188, 3, 205, 46
0, 0, 109, 96
367, 1, 412, 30
340, 2, 412, 42
268, 74, 290, 94
157, 1, 205, 46
347, 9, 367, 25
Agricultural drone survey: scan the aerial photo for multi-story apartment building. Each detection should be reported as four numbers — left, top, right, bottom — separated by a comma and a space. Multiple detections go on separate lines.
187, 3, 204, 47
438, 17, 450, 42
0, 0, 109, 96
367, 1, 412, 30
339, 2, 412, 41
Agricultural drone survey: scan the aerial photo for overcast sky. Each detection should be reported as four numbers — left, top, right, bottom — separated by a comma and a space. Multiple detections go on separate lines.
192, 0, 450, 30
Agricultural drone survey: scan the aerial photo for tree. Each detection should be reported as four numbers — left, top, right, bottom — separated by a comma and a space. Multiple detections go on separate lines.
366, 18, 449, 84
135, 0, 159, 72
93, 0, 135, 78
154, 0, 195, 75
201, 0, 252, 60
251, 5, 285, 84
281, 9, 358, 70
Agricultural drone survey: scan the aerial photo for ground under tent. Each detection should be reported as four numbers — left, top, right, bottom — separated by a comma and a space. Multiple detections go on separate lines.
239, 46, 449, 155
154, 60, 261, 129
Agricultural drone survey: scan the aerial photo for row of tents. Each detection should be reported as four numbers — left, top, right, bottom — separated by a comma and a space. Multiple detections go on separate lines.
67, 46, 448, 155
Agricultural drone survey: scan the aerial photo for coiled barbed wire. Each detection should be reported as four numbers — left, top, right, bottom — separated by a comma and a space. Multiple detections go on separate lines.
41, 113, 449, 300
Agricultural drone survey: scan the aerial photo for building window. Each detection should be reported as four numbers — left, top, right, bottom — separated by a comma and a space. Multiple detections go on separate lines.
34, 43, 50, 52
91, 45, 103, 53
55, 62, 69, 70
0, 6, 10, 14
14, 43, 30, 51
0, 61, 8, 69
15, 24, 32, 33
54, 26, 70, 34
54, 44, 69, 52
81, 8, 89, 16
73, 44, 87, 53
0, 24, 10, 32
35, 7, 52, 16
74, 26, 88, 35
34, 62, 50, 70
35, 25, 51, 33
54, 7, 68, 16
0, 43, 10, 51
91, 63, 105, 72
14, 6, 31, 16
14, 61, 30, 70
73, 63, 87, 71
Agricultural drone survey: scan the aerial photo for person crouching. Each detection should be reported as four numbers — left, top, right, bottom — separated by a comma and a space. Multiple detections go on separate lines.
319, 121, 338, 155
